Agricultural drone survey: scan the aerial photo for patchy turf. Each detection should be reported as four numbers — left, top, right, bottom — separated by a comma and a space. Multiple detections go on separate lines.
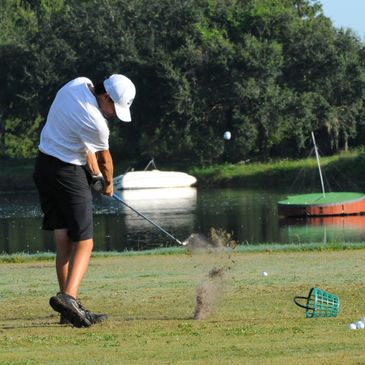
1, 249, 365, 364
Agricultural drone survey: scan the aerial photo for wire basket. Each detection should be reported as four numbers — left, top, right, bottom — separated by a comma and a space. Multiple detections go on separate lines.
294, 287, 340, 318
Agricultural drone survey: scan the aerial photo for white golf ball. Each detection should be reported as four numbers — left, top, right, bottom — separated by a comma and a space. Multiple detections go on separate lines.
349, 323, 357, 330
356, 321, 365, 329
223, 131, 231, 140
261, 271, 268, 277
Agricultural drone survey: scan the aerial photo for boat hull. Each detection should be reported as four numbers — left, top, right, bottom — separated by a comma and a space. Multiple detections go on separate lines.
113, 170, 197, 190
278, 192, 365, 217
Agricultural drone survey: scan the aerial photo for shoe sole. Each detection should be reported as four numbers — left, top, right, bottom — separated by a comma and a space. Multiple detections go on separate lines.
60, 314, 108, 325
93, 314, 108, 324
50, 296, 92, 328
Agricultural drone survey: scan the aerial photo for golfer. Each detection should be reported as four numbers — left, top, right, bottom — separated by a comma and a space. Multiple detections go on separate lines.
33, 74, 136, 327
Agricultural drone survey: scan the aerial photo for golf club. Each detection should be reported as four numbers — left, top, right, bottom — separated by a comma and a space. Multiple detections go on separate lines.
112, 193, 186, 246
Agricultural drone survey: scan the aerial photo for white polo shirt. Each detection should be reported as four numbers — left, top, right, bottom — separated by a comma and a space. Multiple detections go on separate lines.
39, 77, 109, 165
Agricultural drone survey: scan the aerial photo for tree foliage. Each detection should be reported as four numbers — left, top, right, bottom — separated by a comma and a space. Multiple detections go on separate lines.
1, 0, 365, 164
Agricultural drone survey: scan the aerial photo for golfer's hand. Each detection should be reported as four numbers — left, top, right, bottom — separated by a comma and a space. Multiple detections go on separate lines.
103, 182, 113, 196
91, 173, 104, 193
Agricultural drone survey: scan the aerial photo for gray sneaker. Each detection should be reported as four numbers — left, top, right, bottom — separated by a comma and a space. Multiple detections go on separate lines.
50, 293, 92, 328
76, 299, 108, 324
60, 303, 108, 325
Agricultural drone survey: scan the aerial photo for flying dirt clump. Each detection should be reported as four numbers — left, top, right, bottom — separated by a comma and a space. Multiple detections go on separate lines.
191, 228, 237, 320
209, 228, 237, 249
185, 228, 237, 253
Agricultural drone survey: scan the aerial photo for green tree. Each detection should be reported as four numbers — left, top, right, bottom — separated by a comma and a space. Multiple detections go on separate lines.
1, 0, 365, 163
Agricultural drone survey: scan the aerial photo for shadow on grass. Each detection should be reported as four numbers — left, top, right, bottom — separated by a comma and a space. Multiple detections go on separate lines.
121, 315, 194, 321
1, 314, 196, 330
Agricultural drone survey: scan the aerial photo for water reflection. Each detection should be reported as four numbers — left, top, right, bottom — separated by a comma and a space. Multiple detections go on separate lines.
92, 187, 197, 252
280, 215, 365, 244
119, 187, 197, 227
2, 189, 365, 254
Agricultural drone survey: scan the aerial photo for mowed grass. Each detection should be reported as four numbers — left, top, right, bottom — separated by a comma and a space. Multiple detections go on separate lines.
190, 149, 365, 189
1, 249, 365, 364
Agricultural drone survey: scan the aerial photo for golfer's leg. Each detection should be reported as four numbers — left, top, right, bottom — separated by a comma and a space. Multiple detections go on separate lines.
55, 228, 72, 293
64, 239, 93, 298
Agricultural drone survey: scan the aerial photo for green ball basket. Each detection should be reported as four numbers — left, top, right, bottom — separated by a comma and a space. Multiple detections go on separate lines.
294, 287, 340, 318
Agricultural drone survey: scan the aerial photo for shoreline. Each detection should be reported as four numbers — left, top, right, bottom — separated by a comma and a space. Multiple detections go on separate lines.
2, 241, 365, 263
2, 150, 365, 191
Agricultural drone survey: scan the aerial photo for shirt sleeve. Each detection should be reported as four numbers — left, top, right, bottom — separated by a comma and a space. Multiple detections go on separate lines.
80, 114, 110, 153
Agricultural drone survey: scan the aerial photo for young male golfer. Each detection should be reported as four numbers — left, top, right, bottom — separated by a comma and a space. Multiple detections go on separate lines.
33, 74, 136, 327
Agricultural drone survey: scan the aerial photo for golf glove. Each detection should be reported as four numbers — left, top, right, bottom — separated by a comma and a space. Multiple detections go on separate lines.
91, 173, 104, 193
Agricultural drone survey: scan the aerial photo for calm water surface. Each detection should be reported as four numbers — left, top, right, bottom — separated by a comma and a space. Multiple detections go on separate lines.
1, 188, 365, 254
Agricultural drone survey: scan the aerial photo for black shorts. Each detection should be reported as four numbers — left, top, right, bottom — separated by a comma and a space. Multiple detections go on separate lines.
33, 151, 93, 241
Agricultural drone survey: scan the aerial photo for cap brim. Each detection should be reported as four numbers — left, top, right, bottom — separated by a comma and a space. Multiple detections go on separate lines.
114, 103, 131, 122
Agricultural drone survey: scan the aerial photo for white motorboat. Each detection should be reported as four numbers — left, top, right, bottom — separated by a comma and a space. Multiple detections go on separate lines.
113, 159, 197, 190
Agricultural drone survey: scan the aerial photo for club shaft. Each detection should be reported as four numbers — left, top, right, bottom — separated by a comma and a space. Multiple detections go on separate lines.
112, 193, 183, 245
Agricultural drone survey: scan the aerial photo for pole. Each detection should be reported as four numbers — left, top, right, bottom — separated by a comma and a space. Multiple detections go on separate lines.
311, 131, 326, 197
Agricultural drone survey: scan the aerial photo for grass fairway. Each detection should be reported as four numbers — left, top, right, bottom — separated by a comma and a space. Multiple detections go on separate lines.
1, 248, 365, 364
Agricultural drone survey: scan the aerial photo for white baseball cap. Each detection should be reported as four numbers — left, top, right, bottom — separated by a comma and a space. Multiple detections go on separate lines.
103, 74, 136, 122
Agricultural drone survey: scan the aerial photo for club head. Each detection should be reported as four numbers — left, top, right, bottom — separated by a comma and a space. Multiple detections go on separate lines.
181, 233, 200, 247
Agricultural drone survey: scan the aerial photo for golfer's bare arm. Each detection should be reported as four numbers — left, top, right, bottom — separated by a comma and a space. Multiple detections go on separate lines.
96, 150, 113, 196
86, 150, 101, 175
86, 150, 113, 196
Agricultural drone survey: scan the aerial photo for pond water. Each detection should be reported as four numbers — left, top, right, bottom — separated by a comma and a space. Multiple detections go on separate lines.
1, 188, 365, 254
